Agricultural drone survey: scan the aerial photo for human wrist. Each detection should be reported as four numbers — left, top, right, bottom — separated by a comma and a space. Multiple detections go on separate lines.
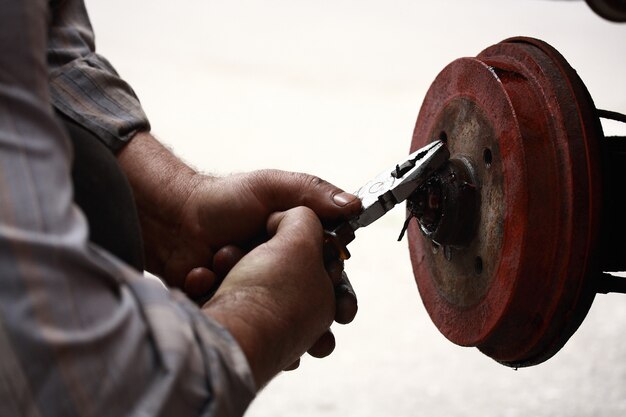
117, 131, 204, 275
203, 287, 293, 388
118, 131, 199, 215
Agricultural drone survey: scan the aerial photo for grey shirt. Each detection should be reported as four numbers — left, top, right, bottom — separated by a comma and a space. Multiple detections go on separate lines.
0, 1, 256, 416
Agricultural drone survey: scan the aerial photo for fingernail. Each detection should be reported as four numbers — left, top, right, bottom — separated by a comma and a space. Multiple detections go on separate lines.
333, 192, 357, 207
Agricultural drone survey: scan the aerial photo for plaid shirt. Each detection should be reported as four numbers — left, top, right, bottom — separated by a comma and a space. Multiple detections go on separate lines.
48, 0, 150, 152
0, 1, 256, 416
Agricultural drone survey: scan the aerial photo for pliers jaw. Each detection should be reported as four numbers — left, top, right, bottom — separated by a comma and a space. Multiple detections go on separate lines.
349, 140, 449, 230
324, 140, 450, 260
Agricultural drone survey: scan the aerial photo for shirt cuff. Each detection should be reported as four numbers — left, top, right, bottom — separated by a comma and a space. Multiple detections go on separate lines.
172, 290, 258, 416
49, 52, 150, 152
123, 273, 257, 417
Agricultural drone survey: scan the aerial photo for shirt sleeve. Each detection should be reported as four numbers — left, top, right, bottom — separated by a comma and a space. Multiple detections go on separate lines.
0, 2, 257, 416
47, 0, 150, 152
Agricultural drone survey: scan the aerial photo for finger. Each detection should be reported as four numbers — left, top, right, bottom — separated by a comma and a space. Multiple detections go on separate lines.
325, 258, 344, 286
213, 245, 246, 278
284, 358, 300, 371
335, 272, 358, 325
184, 267, 218, 298
263, 207, 337, 348
251, 170, 362, 221
266, 211, 287, 237
266, 207, 324, 245
307, 330, 336, 358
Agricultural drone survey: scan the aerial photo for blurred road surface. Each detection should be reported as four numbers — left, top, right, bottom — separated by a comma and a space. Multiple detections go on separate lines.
87, 1, 626, 415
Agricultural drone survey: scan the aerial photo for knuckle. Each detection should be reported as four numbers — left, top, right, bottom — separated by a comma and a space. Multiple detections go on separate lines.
305, 174, 323, 188
302, 174, 330, 192
247, 168, 283, 189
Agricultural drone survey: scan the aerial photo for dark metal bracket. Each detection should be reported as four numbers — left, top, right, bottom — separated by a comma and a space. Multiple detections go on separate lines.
597, 273, 626, 294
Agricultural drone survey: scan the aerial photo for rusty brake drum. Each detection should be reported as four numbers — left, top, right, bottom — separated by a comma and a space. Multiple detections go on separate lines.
408, 37, 606, 367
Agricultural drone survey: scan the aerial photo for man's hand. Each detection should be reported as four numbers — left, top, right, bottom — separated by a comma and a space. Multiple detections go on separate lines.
203, 207, 336, 387
118, 133, 361, 289
162, 169, 360, 290
118, 132, 361, 382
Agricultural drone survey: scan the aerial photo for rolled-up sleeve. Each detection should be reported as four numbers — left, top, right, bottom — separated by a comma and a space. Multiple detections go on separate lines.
47, 0, 150, 152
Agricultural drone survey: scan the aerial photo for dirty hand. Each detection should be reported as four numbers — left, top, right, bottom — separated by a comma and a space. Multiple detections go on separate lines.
174, 170, 361, 363
203, 207, 341, 387
118, 133, 361, 380
117, 133, 361, 329
162, 170, 360, 289
118, 133, 360, 284
205, 242, 357, 370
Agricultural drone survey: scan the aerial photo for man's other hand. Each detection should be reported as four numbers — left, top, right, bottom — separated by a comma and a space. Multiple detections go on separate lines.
203, 207, 337, 387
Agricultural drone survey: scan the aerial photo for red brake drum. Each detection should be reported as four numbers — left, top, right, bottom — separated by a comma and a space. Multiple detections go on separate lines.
408, 37, 604, 367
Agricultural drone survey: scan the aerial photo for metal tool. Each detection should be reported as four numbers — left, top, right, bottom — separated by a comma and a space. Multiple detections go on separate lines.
324, 140, 449, 261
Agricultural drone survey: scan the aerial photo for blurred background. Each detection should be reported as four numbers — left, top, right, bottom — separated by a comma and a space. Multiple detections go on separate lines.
86, 1, 625, 416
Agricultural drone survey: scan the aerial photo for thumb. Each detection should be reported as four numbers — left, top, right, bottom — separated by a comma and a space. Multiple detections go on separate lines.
251, 170, 362, 221
266, 207, 324, 248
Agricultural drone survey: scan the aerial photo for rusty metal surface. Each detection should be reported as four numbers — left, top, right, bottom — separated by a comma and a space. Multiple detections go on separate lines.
411, 93, 506, 331
408, 37, 604, 367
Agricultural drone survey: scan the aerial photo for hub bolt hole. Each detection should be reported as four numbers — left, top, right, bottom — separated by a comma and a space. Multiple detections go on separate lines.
474, 256, 483, 275
483, 148, 493, 168
439, 131, 448, 143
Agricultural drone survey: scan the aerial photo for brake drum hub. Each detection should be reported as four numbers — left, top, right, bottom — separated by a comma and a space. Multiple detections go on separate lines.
408, 37, 604, 367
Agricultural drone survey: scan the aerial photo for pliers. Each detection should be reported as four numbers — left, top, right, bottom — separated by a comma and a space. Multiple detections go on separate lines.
324, 140, 449, 260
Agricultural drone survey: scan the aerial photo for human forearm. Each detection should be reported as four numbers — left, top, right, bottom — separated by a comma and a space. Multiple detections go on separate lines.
117, 131, 202, 279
